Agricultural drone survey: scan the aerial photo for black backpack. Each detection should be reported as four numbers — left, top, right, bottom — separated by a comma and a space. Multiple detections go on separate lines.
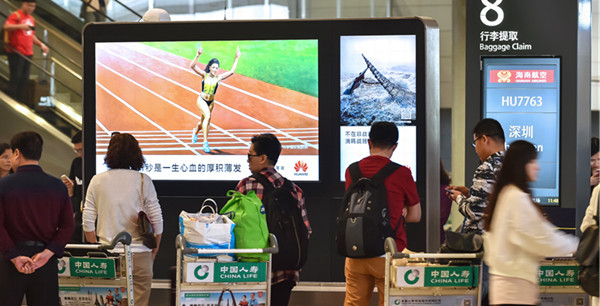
252, 173, 309, 270
575, 195, 599, 297
336, 161, 401, 258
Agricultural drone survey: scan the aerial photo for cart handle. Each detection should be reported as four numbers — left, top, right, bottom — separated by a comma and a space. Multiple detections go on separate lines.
384, 237, 483, 259
65, 231, 132, 250
177, 233, 280, 255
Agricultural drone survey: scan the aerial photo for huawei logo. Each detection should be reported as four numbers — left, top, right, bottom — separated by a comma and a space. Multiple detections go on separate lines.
294, 161, 308, 172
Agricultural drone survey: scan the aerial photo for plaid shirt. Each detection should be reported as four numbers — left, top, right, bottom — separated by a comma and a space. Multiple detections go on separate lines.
235, 167, 311, 284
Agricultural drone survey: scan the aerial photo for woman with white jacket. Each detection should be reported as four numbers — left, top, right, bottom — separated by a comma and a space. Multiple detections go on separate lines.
483, 140, 578, 305
582, 185, 599, 306
83, 132, 163, 306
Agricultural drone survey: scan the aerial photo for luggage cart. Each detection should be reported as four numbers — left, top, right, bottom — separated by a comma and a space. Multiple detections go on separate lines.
383, 237, 483, 306
175, 233, 279, 306
538, 257, 591, 306
58, 231, 135, 306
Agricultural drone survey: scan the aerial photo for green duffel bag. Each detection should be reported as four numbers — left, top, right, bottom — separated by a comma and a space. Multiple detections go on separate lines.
220, 190, 269, 261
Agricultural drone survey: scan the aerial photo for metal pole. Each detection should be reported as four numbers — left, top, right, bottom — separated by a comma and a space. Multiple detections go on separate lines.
125, 244, 135, 306
301, 0, 306, 18
386, 0, 391, 17
50, 61, 55, 95
336, 0, 341, 18
370, 0, 375, 17
228, 0, 233, 19
264, 0, 270, 19
148, 0, 154, 9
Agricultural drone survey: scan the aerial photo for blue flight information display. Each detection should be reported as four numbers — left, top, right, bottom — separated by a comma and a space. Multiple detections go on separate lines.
482, 57, 560, 205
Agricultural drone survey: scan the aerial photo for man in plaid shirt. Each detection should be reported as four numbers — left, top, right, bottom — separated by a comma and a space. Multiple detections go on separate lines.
235, 133, 311, 306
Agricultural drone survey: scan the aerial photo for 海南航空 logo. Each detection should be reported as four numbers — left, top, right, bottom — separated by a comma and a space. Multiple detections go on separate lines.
404, 269, 420, 285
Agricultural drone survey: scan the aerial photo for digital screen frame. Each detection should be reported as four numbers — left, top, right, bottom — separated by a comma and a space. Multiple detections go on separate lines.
482, 56, 561, 205
339, 34, 418, 181
82, 19, 433, 197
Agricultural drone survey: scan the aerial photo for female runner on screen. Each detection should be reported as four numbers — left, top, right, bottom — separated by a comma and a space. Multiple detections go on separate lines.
190, 45, 241, 153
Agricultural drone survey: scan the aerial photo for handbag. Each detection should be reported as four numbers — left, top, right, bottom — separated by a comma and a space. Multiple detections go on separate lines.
217, 288, 237, 306
179, 198, 235, 255
575, 194, 599, 297
220, 190, 269, 261
435, 230, 483, 265
443, 230, 483, 253
137, 173, 157, 249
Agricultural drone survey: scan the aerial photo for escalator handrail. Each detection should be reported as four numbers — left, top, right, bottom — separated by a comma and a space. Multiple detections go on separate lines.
79, 0, 114, 22
79, 0, 143, 21
112, 0, 143, 19
6, 47, 81, 97
50, 55, 82, 81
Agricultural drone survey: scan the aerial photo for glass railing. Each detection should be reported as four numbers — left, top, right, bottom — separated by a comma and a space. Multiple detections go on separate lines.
51, 0, 143, 23
50, 0, 301, 22
0, 51, 82, 136
0, 2, 82, 137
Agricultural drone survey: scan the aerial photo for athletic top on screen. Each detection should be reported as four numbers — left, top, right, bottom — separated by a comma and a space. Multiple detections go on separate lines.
202, 75, 219, 96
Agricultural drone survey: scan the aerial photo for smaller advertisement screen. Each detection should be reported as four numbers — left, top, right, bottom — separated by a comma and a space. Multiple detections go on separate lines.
94, 40, 319, 181
339, 35, 417, 181
482, 57, 560, 205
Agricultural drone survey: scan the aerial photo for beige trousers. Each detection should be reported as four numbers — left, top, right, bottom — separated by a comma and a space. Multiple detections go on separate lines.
132, 252, 153, 306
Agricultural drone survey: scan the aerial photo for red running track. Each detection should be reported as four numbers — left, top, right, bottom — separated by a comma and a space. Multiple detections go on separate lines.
95, 42, 319, 156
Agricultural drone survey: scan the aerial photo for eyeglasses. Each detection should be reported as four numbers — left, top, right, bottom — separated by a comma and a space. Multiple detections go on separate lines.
472, 136, 483, 148
247, 153, 262, 159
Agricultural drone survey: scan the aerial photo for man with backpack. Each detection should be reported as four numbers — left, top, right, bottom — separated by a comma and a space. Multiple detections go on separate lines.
341, 121, 421, 306
235, 133, 311, 306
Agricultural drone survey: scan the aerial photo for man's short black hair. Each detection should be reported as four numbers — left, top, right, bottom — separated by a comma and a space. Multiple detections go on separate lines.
71, 130, 82, 144
472, 118, 505, 142
592, 137, 599, 156
11, 131, 43, 161
251, 133, 281, 165
369, 121, 398, 149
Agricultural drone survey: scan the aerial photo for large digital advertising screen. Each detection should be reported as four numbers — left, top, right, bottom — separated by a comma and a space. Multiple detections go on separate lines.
339, 35, 417, 181
482, 57, 560, 205
94, 40, 319, 181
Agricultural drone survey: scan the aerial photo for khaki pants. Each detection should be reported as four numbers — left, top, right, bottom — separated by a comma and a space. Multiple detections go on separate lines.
132, 252, 153, 306
343, 257, 385, 306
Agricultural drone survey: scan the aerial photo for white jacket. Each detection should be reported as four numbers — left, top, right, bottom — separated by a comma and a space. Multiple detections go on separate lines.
582, 185, 599, 232
484, 184, 578, 284
83, 169, 163, 253
582, 185, 599, 306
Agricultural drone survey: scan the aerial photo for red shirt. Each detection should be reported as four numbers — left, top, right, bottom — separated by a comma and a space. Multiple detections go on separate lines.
4, 10, 35, 55
345, 155, 420, 251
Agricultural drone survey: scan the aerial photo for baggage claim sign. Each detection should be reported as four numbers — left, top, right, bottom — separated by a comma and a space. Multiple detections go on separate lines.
467, 0, 572, 206
478, 0, 534, 53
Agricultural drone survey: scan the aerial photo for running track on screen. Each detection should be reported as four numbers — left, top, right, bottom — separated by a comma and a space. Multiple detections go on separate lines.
95, 42, 319, 156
